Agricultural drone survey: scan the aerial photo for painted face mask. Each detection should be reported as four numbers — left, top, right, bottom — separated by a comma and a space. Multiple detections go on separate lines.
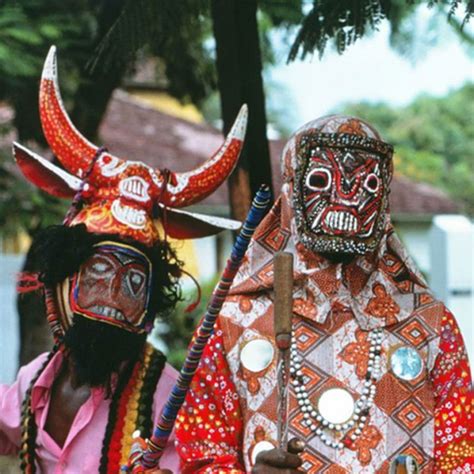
14, 46, 248, 344
292, 117, 393, 255
69, 242, 152, 332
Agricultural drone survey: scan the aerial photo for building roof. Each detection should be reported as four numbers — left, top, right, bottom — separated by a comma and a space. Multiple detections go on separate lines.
98, 91, 459, 216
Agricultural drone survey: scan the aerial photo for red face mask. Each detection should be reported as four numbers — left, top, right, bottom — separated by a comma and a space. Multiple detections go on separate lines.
70, 242, 152, 332
294, 135, 392, 255
304, 148, 383, 234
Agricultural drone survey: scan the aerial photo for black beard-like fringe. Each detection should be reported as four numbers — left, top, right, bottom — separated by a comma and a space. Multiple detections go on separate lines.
63, 315, 146, 394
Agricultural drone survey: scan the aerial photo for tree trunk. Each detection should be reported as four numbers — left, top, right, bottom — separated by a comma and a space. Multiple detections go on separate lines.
211, 0, 274, 221
71, 0, 129, 141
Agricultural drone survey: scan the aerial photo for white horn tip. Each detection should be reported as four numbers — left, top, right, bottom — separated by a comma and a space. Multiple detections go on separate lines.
42, 45, 57, 81
229, 104, 248, 141
11, 142, 18, 159
12, 141, 25, 159
12, 141, 35, 162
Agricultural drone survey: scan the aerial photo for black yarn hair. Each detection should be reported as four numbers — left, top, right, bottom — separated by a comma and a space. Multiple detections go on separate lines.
25, 223, 183, 320
64, 315, 146, 393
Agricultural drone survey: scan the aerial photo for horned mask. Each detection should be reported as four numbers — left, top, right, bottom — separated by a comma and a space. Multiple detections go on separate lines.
13, 46, 248, 246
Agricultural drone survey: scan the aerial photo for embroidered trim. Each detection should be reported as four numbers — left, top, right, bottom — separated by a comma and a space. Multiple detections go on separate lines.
298, 132, 394, 157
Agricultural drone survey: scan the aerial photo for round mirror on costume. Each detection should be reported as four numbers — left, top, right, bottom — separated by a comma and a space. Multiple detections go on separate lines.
251, 440, 275, 465
389, 346, 424, 381
317, 388, 355, 425
240, 339, 275, 373
390, 454, 420, 474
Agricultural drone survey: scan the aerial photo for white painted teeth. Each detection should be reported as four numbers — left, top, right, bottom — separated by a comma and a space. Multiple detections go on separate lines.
311, 209, 324, 229
324, 211, 358, 232
111, 199, 147, 229
90, 305, 126, 321
119, 176, 150, 202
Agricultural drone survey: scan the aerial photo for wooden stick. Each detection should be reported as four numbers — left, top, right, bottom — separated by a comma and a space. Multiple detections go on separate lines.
273, 251, 294, 449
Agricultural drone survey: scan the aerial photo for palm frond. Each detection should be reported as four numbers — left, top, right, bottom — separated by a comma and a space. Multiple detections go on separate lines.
287, 0, 472, 61
89, 0, 208, 71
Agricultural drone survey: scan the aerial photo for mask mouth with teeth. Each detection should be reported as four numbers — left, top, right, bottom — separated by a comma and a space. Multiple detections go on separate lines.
68, 241, 152, 332
291, 117, 393, 255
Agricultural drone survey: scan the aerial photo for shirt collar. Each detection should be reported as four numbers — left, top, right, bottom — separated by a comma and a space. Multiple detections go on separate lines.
30, 350, 106, 410
31, 350, 64, 410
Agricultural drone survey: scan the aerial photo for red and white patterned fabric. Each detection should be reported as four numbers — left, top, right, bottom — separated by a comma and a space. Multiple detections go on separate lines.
175, 116, 473, 473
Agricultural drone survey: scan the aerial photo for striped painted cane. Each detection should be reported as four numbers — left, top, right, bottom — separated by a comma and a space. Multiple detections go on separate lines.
139, 185, 271, 469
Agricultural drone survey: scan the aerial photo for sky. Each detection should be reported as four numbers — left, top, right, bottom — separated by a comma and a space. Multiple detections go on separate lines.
269, 11, 473, 126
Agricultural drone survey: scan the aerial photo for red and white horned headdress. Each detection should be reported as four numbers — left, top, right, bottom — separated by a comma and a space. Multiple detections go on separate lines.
13, 46, 247, 245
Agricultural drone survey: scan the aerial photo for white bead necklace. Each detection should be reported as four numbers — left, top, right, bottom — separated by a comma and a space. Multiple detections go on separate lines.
290, 328, 383, 449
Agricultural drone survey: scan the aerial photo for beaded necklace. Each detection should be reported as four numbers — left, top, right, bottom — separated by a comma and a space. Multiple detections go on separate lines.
19, 343, 165, 474
290, 327, 383, 450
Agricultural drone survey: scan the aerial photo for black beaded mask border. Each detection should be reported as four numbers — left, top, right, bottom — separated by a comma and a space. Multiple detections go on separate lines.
297, 132, 394, 157
292, 132, 393, 255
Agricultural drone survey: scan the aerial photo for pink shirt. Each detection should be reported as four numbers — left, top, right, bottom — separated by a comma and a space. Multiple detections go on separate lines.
0, 351, 180, 473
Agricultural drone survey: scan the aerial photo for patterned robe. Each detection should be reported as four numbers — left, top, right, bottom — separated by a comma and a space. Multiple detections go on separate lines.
176, 306, 472, 473
175, 120, 473, 473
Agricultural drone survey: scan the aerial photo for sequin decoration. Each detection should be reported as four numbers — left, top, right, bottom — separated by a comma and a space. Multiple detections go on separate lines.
390, 346, 423, 381
389, 454, 420, 473
240, 339, 275, 373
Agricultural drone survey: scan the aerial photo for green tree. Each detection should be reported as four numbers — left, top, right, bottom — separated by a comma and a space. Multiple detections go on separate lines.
342, 83, 474, 214
288, 0, 472, 60
0, 1, 96, 142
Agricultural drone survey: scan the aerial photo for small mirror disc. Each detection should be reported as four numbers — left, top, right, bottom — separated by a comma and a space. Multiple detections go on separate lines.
317, 388, 355, 425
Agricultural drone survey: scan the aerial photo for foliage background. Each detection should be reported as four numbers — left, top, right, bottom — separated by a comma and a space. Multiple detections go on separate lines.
341, 83, 474, 215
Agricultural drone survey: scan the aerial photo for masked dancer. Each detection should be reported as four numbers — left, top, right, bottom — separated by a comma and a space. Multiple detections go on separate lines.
0, 46, 248, 474
175, 115, 472, 473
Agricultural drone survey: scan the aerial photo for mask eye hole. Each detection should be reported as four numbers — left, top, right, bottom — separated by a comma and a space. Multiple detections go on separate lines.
127, 270, 145, 295
306, 168, 331, 191
92, 262, 108, 272
88, 256, 112, 276
364, 173, 380, 193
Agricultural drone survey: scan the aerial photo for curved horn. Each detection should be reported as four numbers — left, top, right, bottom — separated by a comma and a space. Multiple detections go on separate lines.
161, 104, 248, 208
13, 142, 82, 198
39, 46, 99, 178
157, 204, 241, 239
